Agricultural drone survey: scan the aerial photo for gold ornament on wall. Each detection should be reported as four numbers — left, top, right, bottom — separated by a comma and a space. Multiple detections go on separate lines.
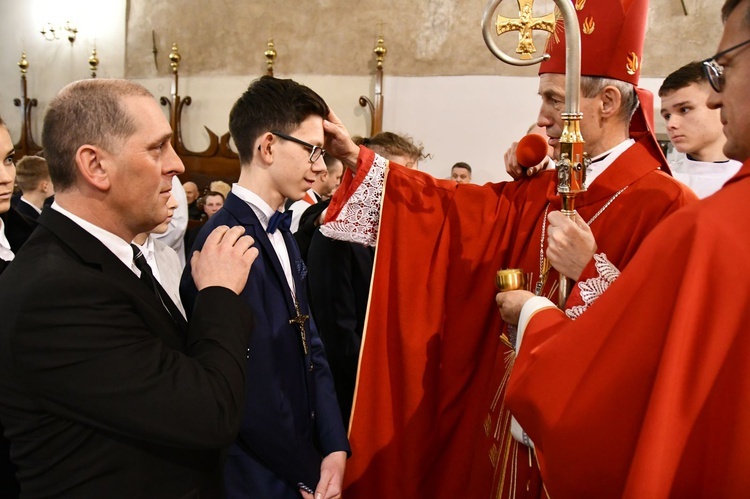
265, 39, 277, 76
40, 21, 77, 45
89, 48, 99, 78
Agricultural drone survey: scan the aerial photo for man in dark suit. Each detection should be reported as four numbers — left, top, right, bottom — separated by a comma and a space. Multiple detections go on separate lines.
181, 76, 349, 499
0, 79, 259, 498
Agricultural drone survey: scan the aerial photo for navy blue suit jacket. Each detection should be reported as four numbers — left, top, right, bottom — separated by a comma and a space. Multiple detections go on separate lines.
181, 192, 349, 498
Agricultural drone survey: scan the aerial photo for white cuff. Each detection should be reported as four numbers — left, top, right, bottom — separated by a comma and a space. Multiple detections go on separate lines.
516, 296, 556, 352
510, 416, 535, 449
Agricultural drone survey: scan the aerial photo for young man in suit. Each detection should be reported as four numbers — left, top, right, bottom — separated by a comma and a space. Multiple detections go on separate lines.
13, 155, 54, 220
0, 79, 259, 498
181, 76, 350, 499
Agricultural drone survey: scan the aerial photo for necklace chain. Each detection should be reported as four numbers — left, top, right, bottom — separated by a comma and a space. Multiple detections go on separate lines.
536, 185, 629, 295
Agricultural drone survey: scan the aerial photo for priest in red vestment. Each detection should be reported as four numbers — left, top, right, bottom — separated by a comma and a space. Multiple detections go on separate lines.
498, 0, 750, 496
318, 0, 697, 497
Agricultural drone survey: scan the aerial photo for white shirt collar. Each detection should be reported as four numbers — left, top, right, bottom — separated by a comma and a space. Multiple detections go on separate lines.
19, 197, 42, 215
231, 183, 280, 229
0, 218, 14, 262
50, 202, 136, 273
585, 138, 635, 187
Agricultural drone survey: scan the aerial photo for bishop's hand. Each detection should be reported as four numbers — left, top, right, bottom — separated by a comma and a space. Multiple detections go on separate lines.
546, 210, 597, 281
323, 109, 360, 173
496, 290, 535, 325
504, 140, 551, 180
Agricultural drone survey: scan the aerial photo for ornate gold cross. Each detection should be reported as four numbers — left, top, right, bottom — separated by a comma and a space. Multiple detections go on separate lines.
496, 0, 557, 60
289, 300, 310, 356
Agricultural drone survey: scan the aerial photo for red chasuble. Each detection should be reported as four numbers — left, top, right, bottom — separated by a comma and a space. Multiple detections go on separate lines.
506, 159, 750, 498
333, 140, 696, 498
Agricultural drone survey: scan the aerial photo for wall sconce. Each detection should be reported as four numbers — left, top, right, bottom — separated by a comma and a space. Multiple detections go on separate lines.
40, 21, 77, 45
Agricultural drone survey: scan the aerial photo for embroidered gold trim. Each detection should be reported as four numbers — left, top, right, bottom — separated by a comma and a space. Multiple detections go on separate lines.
627, 52, 639, 75
582, 16, 595, 35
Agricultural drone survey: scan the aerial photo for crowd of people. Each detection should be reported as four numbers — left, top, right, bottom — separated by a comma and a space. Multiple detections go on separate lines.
0, 0, 748, 497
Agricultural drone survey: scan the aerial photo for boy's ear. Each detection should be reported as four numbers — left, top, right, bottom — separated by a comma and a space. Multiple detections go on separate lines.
256, 132, 275, 164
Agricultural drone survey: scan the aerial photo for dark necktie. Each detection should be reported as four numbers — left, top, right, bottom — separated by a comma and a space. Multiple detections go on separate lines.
267, 210, 292, 234
131, 244, 187, 330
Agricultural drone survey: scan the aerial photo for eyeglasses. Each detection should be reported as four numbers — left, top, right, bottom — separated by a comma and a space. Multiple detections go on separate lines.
702, 38, 750, 93
271, 131, 326, 163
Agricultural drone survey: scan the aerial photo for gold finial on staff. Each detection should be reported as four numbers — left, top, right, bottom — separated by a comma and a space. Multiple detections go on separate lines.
265, 38, 277, 76
374, 32, 387, 70
18, 52, 29, 75
169, 43, 181, 75
89, 48, 99, 78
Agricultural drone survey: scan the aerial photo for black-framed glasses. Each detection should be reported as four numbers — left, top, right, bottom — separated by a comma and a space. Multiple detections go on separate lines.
702, 38, 750, 93
271, 131, 326, 163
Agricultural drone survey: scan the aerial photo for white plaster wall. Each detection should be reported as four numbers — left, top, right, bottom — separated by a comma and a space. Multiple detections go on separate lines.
0, 0, 672, 186
0, 0, 126, 143
131, 74, 374, 155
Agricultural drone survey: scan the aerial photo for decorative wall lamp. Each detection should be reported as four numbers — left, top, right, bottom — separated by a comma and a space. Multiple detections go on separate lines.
40, 21, 78, 45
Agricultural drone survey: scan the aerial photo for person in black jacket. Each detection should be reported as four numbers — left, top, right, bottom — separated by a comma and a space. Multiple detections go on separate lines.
0, 80, 259, 498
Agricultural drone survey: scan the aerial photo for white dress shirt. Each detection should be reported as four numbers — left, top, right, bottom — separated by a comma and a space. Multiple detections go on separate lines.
51, 203, 137, 275
231, 184, 295, 295
0, 219, 14, 262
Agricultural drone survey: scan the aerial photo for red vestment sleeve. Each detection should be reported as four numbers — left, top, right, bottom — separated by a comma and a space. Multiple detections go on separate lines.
507, 160, 750, 497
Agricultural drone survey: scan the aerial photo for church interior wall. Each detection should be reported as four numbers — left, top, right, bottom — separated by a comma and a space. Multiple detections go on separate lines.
0, 0, 723, 184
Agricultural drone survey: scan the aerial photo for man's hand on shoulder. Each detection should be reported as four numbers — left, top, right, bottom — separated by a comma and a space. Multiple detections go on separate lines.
191, 225, 258, 294
323, 110, 359, 173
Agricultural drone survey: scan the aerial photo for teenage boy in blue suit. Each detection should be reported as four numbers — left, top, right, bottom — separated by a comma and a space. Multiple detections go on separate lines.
181, 76, 350, 499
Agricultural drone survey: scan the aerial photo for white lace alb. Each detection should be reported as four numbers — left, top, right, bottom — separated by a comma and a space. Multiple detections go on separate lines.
319, 154, 389, 247
566, 253, 620, 319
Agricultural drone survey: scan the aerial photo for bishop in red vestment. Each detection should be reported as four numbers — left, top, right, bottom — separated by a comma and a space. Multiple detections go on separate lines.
319, 0, 697, 497
500, 0, 750, 495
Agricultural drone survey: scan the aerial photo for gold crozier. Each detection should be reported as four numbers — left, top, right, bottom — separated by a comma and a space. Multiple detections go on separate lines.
495, 0, 556, 59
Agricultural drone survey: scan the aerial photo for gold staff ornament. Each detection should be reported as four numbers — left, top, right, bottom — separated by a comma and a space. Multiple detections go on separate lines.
483, 0, 588, 309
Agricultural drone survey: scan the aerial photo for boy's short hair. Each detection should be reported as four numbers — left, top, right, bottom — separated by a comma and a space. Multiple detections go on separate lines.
658, 62, 708, 97
229, 76, 329, 165
451, 162, 472, 173
353, 131, 429, 163
15, 155, 50, 192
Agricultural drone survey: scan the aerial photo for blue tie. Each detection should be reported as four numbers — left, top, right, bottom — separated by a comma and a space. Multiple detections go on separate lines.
267, 210, 292, 234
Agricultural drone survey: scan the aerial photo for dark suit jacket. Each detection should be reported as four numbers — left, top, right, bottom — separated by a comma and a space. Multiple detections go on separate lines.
12, 201, 39, 221
294, 199, 329, 263
0, 207, 35, 253
0, 207, 33, 498
306, 229, 374, 427
181, 193, 349, 498
0, 208, 254, 498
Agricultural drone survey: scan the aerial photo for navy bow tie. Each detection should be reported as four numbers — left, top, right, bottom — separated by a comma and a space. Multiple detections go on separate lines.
267, 210, 292, 234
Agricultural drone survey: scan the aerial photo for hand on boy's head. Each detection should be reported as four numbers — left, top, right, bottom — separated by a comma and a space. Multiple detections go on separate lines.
323, 110, 359, 171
